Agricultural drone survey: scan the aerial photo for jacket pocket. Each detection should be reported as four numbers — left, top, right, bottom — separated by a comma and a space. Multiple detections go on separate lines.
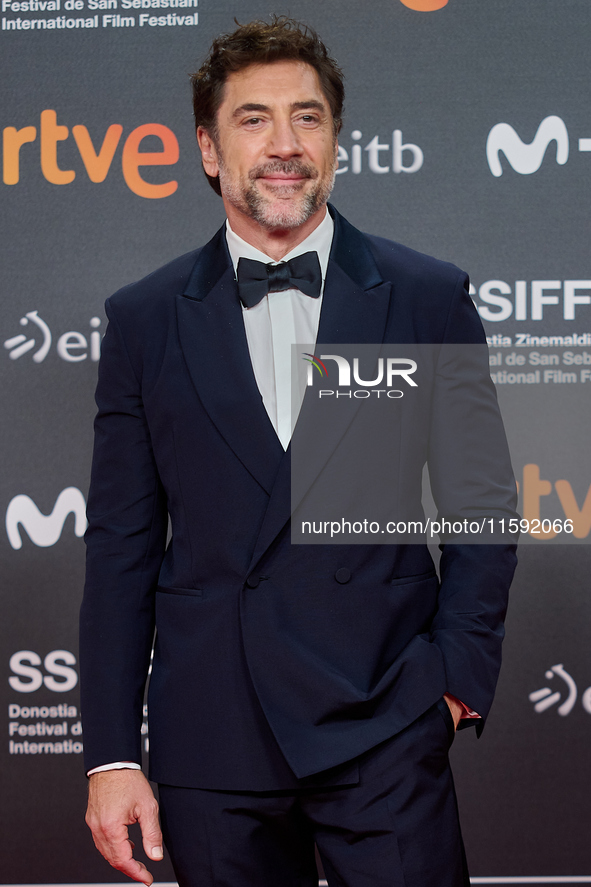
390, 569, 437, 587
156, 585, 203, 597
436, 696, 456, 747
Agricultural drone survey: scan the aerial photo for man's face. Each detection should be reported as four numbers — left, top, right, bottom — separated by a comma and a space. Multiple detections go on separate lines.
198, 60, 338, 231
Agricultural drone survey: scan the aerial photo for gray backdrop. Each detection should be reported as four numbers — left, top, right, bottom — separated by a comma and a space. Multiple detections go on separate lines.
2, 0, 591, 883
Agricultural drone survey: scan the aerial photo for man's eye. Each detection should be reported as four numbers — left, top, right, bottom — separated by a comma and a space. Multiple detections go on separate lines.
245, 117, 262, 125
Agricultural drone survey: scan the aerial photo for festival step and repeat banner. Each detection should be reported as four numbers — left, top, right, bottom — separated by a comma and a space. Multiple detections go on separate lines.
2, 0, 590, 883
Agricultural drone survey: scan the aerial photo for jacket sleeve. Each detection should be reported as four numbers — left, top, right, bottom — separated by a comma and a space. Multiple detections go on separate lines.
79, 297, 168, 771
427, 272, 518, 726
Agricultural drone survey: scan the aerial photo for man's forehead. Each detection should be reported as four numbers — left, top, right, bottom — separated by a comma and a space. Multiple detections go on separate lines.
220, 61, 327, 110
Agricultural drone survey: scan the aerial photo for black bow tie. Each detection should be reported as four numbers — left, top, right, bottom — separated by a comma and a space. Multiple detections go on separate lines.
236, 251, 322, 308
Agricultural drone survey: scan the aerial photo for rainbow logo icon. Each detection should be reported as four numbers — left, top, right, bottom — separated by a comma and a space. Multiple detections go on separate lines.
302, 353, 329, 377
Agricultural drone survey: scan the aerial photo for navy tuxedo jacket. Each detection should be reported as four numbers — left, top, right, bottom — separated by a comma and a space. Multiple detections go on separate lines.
80, 206, 517, 790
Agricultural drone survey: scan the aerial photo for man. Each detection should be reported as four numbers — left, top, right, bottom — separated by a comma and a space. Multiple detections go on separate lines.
80, 16, 517, 887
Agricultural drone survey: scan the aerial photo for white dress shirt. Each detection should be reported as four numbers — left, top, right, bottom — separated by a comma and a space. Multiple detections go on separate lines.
87, 209, 334, 776
227, 207, 333, 449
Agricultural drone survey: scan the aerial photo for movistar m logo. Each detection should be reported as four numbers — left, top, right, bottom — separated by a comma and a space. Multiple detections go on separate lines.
6, 487, 87, 549
486, 115, 569, 177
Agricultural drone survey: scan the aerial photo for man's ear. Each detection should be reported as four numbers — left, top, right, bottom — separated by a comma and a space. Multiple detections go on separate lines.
197, 127, 220, 178
334, 138, 339, 171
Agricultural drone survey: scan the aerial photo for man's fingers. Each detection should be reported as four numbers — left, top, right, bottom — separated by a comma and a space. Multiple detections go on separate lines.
89, 818, 132, 861
85, 769, 162, 883
92, 827, 154, 885
138, 796, 164, 861
118, 858, 154, 886
443, 693, 462, 730
109, 851, 154, 886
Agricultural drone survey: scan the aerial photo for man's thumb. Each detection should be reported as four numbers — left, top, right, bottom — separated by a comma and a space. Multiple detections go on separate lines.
139, 807, 163, 860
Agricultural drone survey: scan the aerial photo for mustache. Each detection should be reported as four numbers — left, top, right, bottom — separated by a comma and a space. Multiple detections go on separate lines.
249, 160, 318, 181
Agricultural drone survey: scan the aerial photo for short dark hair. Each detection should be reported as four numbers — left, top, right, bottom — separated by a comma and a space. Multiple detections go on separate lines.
190, 16, 344, 195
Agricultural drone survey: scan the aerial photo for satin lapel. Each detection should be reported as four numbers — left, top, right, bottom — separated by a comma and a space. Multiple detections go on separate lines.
248, 208, 393, 570
176, 225, 283, 495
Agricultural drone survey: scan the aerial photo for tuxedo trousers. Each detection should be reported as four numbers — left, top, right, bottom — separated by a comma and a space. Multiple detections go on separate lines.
158, 700, 470, 887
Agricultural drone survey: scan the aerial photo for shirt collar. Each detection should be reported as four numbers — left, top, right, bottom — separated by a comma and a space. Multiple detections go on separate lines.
225, 207, 334, 283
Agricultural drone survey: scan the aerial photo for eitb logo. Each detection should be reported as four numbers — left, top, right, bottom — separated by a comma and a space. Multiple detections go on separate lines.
302, 352, 418, 399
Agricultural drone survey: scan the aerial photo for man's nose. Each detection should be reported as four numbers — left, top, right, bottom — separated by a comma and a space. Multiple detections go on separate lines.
266, 120, 303, 158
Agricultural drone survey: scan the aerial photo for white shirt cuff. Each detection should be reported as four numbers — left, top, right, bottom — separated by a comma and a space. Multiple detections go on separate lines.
87, 761, 142, 776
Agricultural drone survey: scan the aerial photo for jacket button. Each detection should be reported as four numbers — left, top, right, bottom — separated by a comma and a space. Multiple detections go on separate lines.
246, 575, 260, 589
335, 568, 351, 584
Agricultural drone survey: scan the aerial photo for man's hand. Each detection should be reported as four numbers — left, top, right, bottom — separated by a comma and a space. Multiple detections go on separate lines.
86, 769, 163, 885
443, 692, 463, 731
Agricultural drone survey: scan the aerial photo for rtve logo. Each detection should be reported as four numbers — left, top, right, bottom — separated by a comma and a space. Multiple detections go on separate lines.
6, 487, 87, 549
519, 464, 591, 540
486, 115, 591, 177
2, 109, 179, 198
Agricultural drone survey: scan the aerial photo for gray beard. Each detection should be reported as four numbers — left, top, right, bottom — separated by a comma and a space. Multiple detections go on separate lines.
218, 158, 336, 230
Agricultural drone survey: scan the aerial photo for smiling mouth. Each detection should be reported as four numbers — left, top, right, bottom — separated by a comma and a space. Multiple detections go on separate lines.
250, 161, 316, 186
255, 177, 311, 198
261, 174, 306, 181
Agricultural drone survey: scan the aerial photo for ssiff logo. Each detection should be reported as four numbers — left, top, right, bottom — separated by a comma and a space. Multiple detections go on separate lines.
529, 663, 591, 716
